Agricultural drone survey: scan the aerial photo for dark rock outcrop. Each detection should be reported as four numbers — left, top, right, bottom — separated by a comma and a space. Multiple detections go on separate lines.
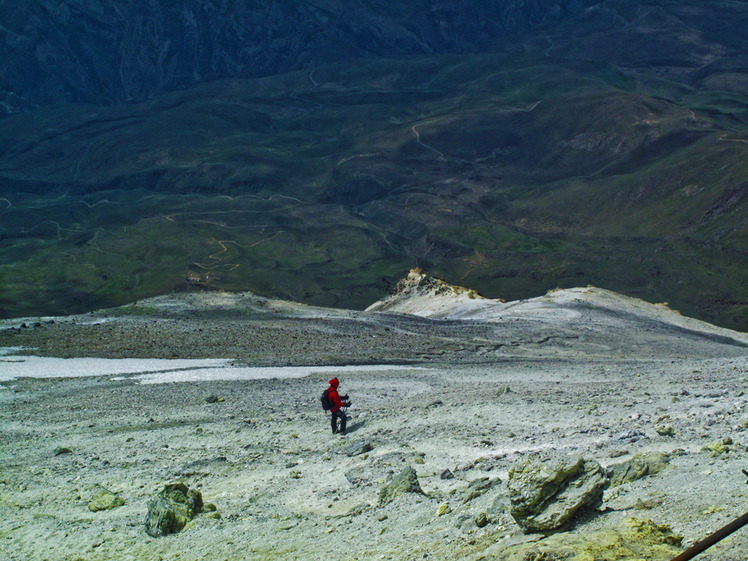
145, 482, 205, 537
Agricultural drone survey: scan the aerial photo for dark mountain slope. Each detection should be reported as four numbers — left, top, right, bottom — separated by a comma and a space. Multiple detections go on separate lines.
0, 1, 746, 329
0, 0, 595, 113
1, 54, 745, 327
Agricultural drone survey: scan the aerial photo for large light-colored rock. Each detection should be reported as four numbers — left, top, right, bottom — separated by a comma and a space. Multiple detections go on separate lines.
508, 454, 609, 533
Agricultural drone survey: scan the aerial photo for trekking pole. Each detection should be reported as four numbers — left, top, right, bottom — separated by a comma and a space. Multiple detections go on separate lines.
669, 469, 748, 561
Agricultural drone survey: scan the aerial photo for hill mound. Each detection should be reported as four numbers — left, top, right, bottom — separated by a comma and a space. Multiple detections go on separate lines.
367, 269, 748, 347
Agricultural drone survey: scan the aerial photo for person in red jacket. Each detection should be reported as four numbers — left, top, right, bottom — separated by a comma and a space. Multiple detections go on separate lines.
327, 377, 351, 435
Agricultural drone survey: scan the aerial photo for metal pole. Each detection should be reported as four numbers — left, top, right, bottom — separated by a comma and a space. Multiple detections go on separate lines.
670, 510, 748, 561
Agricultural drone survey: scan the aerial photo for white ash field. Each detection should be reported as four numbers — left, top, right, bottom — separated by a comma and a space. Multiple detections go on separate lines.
1, 272, 748, 561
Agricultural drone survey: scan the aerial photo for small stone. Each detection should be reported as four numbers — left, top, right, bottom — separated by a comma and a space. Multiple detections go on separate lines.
54, 447, 72, 456
88, 485, 125, 512
345, 440, 373, 457
655, 425, 675, 437
463, 476, 499, 503
277, 519, 298, 530
437, 504, 452, 516
204, 394, 219, 404
608, 452, 670, 487
440, 469, 454, 480
475, 512, 489, 528
379, 466, 425, 506
634, 495, 665, 510
703, 441, 730, 456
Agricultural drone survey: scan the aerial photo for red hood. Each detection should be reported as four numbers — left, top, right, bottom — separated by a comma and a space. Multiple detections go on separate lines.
329, 378, 339, 390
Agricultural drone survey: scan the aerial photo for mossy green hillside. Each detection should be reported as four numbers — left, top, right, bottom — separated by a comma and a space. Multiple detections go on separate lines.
1, 53, 745, 327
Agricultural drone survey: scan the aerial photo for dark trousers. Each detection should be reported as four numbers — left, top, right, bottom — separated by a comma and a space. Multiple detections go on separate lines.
331, 409, 347, 434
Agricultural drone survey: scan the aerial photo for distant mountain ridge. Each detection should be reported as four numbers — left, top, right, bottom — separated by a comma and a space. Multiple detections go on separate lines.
0, 0, 595, 113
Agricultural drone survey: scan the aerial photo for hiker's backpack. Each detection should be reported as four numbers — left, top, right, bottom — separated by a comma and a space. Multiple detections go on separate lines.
321, 388, 333, 411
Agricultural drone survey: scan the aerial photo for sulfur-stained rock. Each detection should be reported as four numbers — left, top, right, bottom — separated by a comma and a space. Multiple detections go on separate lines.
609, 452, 671, 487
379, 466, 425, 506
655, 424, 675, 437
610, 455, 649, 488
508, 454, 609, 533
480, 517, 682, 560
703, 438, 732, 456
88, 484, 125, 512
145, 482, 204, 537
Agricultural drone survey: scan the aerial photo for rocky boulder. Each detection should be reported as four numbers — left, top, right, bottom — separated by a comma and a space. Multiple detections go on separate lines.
145, 482, 205, 537
379, 466, 425, 506
508, 454, 609, 533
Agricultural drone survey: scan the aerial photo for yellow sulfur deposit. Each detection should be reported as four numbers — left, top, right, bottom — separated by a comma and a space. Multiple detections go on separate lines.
481, 517, 682, 561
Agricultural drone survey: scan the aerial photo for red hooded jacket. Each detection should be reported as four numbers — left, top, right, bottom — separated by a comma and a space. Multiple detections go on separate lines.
328, 378, 347, 413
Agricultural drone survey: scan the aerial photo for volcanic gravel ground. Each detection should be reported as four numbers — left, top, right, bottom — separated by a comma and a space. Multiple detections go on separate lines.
1, 291, 748, 560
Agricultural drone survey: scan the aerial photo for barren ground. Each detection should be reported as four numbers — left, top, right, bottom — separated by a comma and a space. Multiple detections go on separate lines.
1, 288, 748, 561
